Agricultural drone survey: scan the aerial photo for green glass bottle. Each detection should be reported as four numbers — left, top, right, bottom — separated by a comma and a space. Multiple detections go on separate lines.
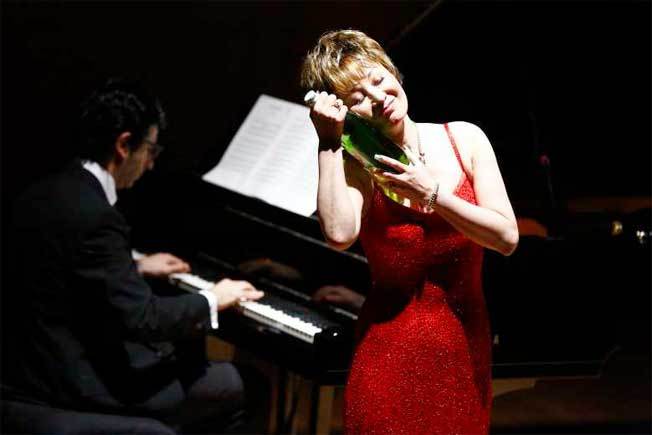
304, 91, 409, 174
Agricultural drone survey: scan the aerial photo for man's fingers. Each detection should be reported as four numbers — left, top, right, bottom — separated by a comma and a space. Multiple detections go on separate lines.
243, 286, 264, 296
155, 253, 189, 266
171, 256, 190, 271
236, 281, 263, 297
240, 288, 264, 301
166, 263, 190, 274
164, 257, 190, 271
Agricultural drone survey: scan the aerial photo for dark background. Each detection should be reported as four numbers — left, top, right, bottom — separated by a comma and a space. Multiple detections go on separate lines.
2, 0, 651, 372
3, 1, 650, 210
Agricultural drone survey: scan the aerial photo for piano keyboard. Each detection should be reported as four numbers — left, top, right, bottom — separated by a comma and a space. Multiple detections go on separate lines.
168, 272, 335, 344
169, 272, 215, 292
239, 299, 322, 343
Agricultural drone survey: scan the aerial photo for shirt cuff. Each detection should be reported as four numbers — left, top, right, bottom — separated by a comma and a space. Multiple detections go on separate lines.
199, 290, 219, 329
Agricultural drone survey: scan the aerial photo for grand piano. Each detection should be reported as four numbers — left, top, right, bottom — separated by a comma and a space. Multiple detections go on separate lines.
124, 173, 367, 383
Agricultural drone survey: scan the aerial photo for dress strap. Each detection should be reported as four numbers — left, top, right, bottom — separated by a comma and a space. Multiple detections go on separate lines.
444, 123, 464, 170
444, 123, 468, 193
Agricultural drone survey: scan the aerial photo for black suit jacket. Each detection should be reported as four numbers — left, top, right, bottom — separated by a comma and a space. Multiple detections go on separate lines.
4, 161, 212, 410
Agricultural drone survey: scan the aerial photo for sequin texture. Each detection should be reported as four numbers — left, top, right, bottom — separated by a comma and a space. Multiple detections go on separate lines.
344, 124, 491, 434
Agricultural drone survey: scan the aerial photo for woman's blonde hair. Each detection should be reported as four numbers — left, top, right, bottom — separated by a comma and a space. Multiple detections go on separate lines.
300, 29, 402, 97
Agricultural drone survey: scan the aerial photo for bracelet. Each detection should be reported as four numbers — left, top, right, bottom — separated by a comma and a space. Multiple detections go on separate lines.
425, 181, 440, 211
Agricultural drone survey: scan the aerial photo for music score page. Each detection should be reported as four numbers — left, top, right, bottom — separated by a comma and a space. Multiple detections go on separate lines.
202, 94, 319, 217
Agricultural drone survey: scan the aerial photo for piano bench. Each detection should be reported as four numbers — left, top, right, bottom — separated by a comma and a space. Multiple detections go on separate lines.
1, 400, 176, 435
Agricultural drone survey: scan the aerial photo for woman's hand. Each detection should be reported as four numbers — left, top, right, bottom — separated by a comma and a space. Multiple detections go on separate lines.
373, 147, 441, 205
309, 92, 348, 149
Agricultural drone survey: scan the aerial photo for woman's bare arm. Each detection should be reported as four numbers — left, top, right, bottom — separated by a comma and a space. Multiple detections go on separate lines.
432, 122, 519, 255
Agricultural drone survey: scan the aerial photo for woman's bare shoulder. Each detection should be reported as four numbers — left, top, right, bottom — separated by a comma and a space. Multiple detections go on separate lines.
427, 121, 484, 173
446, 121, 494, 160
418, 120, 484, 140
446, 121, 486, 140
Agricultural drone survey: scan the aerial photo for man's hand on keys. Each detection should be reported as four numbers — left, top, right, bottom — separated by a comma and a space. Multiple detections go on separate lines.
137, 253, 191, 278
211, 279, 264, 310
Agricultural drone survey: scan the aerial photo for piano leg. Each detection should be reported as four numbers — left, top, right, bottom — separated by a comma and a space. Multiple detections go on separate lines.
310, 385, 335, 435
274, 368, 288, 435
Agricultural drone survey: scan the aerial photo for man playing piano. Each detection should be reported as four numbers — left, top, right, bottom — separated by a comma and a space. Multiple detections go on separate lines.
2, 79, 265, 434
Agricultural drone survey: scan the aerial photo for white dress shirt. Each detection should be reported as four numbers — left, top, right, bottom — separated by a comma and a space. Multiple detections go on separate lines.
82, 160, 218, 329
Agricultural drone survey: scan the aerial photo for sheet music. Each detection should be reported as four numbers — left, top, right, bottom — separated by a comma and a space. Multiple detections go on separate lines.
202, 94, 319, 217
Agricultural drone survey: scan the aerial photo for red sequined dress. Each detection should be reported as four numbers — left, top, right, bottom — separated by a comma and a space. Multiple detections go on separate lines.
344, 124, 491, 434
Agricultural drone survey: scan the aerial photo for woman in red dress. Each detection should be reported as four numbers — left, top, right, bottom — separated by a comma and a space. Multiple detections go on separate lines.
301, 30, 518, 434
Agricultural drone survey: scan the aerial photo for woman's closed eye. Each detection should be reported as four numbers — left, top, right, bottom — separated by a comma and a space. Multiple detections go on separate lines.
350, 95, 365, 106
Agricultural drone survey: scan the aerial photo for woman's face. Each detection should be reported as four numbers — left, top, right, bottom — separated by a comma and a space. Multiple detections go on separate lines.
342, 64, 408, 131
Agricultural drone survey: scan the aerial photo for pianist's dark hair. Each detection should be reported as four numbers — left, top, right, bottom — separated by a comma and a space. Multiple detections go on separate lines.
77, 78, 166, 165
